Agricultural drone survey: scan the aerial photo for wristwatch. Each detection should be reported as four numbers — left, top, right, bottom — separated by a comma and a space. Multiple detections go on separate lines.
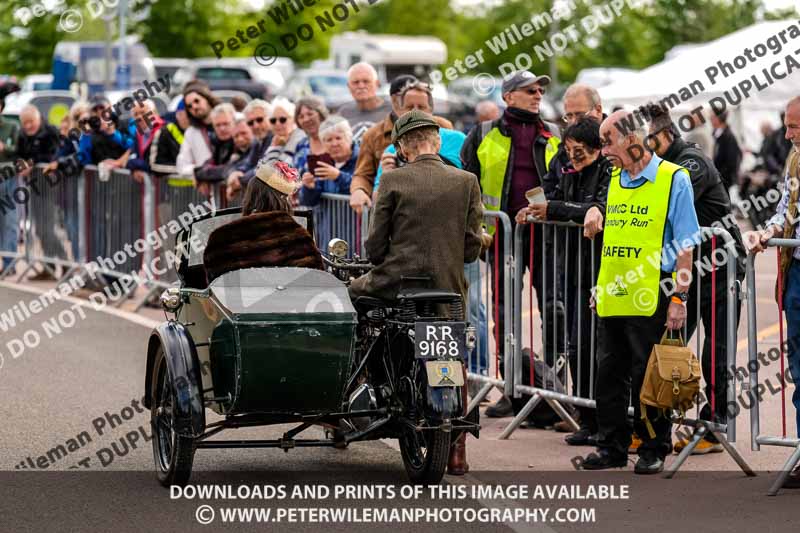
671, 291, 689, 304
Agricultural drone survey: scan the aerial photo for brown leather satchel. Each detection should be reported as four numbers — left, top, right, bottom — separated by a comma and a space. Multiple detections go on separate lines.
639, 330, 701, 438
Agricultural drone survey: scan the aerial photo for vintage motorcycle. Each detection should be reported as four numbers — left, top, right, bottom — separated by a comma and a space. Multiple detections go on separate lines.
143, 207, 479, 486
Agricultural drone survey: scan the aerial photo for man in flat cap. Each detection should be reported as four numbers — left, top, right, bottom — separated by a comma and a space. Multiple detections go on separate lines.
349, 110, 483, 476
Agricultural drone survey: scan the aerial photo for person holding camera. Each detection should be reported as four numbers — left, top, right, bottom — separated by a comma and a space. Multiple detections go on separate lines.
77, 95, 132, 168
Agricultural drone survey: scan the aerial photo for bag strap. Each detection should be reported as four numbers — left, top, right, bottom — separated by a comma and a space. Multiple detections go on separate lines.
659, 328, 685, 346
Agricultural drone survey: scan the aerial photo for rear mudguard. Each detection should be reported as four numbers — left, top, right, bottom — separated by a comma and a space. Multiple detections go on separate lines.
420, 374, 461, 423
143, 321, 206, 438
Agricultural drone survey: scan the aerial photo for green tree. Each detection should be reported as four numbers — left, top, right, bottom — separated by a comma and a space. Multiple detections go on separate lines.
354, 0, 474, 64
0, 0, 106, 76
132, 0, 251, 59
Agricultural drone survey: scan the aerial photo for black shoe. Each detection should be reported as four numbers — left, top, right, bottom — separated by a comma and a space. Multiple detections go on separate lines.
634, 452, 665, 475
581, 449, 627, 470
784, 464, 800, 489
484, 395, 513, 418
565, 428, 595, 446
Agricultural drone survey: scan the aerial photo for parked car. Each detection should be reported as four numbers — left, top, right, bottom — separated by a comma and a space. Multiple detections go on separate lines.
2, 90, 77, 127
172, 58, 290, 100
151, 58, 191, 94
20, 74, 53, 92
281, 69, 351, 111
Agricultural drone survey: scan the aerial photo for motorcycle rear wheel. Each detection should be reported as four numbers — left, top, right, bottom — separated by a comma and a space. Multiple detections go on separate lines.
399, 426, 451, 485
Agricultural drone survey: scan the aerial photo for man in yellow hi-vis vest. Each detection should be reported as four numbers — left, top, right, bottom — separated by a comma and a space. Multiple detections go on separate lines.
579, 110, 700, 475
460, 70, 564, 418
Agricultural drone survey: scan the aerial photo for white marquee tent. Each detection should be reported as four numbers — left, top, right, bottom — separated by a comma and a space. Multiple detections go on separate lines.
598, 19, 800, 152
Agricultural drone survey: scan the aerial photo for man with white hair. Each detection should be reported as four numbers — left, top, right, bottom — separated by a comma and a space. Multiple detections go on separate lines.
194, 103, 237, 195
17, 105, 60, 175
579, 110, 700, 474
226, 99, 273, 199
337, 62, 391, 138
16, 104, 61, 279
744, 96, 800, 489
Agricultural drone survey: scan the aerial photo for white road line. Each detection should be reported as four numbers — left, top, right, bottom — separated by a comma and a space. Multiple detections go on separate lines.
0, 281, 160, 330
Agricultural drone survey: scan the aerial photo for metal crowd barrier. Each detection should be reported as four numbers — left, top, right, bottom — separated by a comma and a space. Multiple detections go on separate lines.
307, 193, 369, 257
465, 211, 515, 417
3, 165, 220, 310
499, 219, 753, 476
502, 218, 590, 439
151, 175, 221, 284
666, 226, 752, 477
746, 239, 800, 495
0, 163, 27, 279
14, 164, 84, 282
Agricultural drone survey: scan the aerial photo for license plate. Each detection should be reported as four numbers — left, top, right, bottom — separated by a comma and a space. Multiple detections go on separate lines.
425, 360, 464, 387
414, 322, 466, 359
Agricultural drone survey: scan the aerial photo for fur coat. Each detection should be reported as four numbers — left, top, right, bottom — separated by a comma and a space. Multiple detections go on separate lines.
204, 211, 323, 282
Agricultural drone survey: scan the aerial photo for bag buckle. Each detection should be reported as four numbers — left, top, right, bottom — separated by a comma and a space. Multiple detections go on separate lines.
672, 368, 681, 396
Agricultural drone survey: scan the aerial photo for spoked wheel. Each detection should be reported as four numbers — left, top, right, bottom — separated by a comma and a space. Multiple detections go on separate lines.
151, 347, 195, 486
398, 374, 451, 485
399, 426, 451, 485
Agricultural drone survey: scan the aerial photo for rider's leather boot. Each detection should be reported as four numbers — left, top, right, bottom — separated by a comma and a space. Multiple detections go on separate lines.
447, 430, 468, 475
447, 370, 470, 475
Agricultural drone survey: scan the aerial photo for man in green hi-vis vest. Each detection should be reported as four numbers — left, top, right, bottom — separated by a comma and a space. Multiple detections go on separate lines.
460, 70, 564, 418
579, 110, 701, 475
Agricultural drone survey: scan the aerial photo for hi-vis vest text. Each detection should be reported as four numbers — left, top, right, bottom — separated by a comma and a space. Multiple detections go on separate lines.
476, 122, 559, 234
595, 160, 683, 317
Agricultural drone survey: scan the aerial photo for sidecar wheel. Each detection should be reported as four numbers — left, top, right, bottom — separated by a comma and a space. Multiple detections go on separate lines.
151, 346, 195, 487
399, 427, 450, 485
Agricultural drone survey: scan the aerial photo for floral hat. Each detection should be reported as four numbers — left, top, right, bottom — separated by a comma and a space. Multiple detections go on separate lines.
255, 160, 300, 195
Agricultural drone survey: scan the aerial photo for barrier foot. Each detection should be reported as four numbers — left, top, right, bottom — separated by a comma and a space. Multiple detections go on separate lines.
133, 285, 161, 313
16, 263, 35, 283
665, 423, 756, 479
466, 382, 495, 416
498, 393, 542, 440
663, 425, 707, 479
41, 262, 57, 278
0, 256, 21, 280
113, 282, 140, 308
543, 397, 580, 432
767, 444, 800, 496
711, 430, 756, 477
58, 265, 81, 286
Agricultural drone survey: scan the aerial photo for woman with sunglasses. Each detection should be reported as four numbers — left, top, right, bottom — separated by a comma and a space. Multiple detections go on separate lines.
515, 116, 611, 447
292, 96, 329, 182
262, 98, 306, 166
